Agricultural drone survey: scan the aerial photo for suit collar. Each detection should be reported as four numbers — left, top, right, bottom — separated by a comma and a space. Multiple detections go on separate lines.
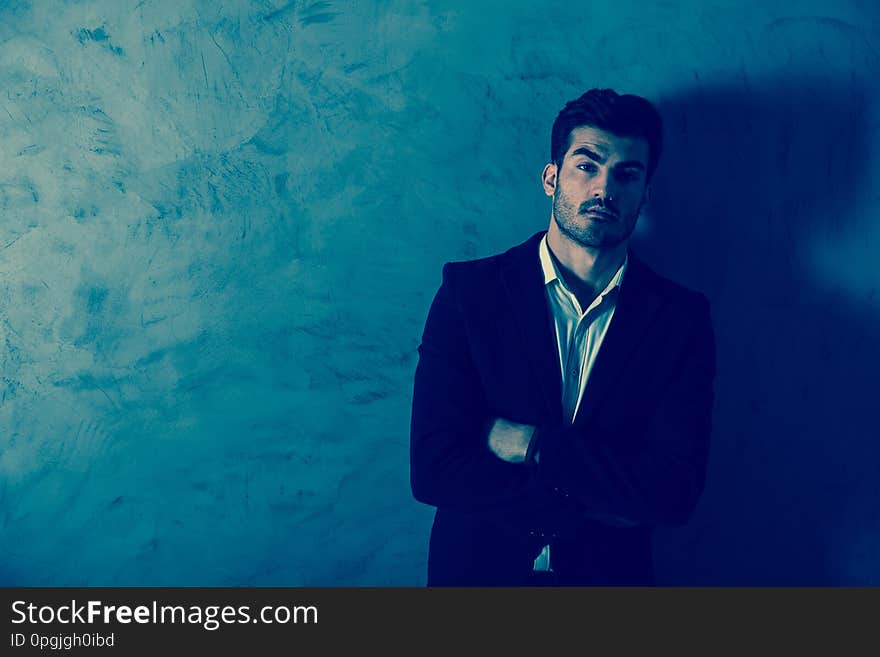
573, 255, 665, 425
499, 232, 563, 421
499, 231, 665, 425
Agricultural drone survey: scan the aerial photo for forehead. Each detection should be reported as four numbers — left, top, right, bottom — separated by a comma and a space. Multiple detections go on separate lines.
564, 125, 649, 165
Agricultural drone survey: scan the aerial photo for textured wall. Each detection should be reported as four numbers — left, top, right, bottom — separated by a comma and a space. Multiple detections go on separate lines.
0, 0, 877, 585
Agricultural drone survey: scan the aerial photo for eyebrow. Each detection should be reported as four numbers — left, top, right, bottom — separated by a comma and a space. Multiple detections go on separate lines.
570, 146, 646, 170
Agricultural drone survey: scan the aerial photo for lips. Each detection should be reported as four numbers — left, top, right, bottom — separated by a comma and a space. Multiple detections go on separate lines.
583, 209, 617, 221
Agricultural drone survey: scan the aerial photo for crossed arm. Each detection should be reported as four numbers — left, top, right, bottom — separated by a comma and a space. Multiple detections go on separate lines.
410, 264, 716, 533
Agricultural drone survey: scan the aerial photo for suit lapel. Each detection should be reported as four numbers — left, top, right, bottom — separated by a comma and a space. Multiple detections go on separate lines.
574, 254, 665, 426
497, 235, 666, 427
499, 232, 563, 422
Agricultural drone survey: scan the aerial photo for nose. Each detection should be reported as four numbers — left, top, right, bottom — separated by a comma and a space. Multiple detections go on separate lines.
592, 171, 614, 204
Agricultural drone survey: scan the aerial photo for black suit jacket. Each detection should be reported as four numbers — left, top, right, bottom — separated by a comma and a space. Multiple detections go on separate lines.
410, 231, 716, 586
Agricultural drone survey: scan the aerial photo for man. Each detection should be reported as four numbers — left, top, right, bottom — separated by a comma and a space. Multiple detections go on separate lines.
410, 88, 716, 586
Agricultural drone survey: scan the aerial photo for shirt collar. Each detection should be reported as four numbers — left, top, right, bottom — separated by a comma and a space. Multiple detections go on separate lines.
538, 233, 628, 295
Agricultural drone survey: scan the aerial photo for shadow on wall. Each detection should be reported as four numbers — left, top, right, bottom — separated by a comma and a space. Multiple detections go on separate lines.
635, 75, 878, 585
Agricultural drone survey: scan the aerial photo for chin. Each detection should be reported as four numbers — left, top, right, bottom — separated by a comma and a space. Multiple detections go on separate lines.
569, 224, 613, 246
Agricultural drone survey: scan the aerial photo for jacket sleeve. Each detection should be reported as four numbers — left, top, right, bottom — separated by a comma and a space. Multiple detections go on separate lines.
534, 294, 717, 527
410, 262, 534, 507
409, 263, 582, 537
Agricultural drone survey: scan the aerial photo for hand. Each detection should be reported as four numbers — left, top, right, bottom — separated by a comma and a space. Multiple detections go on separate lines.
487, 418, 536, 463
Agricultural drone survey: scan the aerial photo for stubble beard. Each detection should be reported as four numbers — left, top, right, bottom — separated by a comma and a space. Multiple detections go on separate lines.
552, 186, 640, 249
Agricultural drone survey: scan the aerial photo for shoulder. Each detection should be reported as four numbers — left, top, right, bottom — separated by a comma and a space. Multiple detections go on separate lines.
626, 257, 716, 363
441, 231, 544, 284
627, 255, 711, 316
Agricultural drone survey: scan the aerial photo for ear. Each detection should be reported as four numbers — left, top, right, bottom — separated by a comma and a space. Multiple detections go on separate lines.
541, 163, 558, 197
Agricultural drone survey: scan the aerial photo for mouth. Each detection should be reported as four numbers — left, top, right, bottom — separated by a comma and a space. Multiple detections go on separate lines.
582, 209, 617, 221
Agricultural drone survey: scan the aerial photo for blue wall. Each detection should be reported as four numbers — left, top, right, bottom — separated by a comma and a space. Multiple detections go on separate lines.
0, 0, 878, 585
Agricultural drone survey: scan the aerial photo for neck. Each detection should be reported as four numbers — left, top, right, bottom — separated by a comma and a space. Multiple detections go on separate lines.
546, 219, 628, 299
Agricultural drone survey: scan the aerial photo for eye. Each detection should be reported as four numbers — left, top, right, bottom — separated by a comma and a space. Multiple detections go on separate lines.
615, 169, 642, 183
576, 162, 598, 173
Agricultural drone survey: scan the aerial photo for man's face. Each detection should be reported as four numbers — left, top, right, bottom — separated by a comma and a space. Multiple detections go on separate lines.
543, 125, 651, 249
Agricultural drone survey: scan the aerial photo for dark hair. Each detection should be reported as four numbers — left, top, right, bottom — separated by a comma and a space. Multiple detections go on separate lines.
550, 88, 663, 179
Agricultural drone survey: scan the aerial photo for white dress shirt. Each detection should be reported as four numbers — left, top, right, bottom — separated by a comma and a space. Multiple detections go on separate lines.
532, 234, 628, 572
